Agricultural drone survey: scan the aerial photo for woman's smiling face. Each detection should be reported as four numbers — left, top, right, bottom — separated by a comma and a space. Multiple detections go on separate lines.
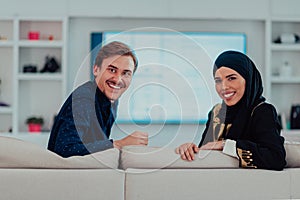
214, 66, 246, 106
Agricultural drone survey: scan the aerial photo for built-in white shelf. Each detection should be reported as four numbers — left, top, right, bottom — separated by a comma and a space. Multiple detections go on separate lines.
18, 40, 63, 48
18, 73, 63, 81
17, 132, 50, 135
271, 44, 300, 51
0, 106, 12, 114
0, 40, 14, 47
271, 76, 300, 84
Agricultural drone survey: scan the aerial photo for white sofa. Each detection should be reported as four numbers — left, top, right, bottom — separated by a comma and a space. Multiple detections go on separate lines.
122, 145, 299, 200
0, 135, 299, 200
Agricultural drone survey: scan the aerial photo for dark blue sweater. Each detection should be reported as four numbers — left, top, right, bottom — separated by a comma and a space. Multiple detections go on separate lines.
47, 81, 117, 157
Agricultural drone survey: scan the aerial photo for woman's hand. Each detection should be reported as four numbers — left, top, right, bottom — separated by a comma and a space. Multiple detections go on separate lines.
175, 143, 199, 161
199, 141, 224, 150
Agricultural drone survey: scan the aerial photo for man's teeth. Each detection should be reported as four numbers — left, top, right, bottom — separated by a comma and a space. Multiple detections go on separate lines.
224, 92, 234, 98
108, 83, 121, 89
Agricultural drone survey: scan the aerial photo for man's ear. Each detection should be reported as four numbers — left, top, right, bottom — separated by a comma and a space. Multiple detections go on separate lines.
93, 65, 99, 76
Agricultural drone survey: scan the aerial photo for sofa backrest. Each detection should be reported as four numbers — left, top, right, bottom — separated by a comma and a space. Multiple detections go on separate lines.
0, 136, 119, 169
1, 136, 300, 170
120, 146, 239, 170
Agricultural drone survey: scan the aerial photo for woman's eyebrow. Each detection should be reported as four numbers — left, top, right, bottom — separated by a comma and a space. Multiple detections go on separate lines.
225, 73, 237, 78
214, 73, 236, 79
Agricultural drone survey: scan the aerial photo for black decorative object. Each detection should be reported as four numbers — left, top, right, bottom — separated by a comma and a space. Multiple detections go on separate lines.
23, 65, 37, 73
290, 104, 300, 129
40, 56, 60, 73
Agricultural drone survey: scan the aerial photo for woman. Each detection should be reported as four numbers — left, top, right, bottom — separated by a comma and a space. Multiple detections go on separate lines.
176, 50, 286, 170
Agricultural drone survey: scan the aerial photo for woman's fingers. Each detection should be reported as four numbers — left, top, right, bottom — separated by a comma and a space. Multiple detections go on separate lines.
176, 143, 199, 161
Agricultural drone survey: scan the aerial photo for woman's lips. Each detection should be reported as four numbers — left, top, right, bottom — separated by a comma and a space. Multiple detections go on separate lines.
223, 91, 235, 99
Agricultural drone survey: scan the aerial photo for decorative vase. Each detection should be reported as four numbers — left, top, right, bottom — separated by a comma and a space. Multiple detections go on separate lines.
28, 123, 41, 133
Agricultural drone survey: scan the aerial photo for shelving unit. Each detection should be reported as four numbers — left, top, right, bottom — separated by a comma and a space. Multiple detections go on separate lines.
15, 17, 68, 134
0, 17, 14, 133
266, 17, 300, 129
0, 16, 68, 137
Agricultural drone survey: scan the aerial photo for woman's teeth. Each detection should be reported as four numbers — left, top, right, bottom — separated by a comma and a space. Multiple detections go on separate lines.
224, 92, 234, 98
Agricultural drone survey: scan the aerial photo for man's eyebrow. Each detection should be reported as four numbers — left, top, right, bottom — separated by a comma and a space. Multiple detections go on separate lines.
108, 65, 132, 73
108, 65, 118, 69
123, 69, 133, 73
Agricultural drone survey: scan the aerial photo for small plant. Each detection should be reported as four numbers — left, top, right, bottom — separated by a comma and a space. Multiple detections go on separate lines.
26, 116, 44, 133
26, 116, 44, 125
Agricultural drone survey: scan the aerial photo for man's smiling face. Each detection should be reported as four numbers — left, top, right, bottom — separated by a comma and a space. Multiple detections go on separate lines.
93, 55, 135, 102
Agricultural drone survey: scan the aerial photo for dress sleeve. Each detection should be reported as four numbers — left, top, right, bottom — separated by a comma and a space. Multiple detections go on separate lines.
236, 104, 286, 170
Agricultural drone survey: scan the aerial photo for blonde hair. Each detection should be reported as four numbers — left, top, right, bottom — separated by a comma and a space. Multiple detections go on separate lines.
95, 41, 138, 73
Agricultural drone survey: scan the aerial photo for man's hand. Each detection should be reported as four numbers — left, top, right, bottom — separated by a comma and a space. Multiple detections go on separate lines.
175, 143, 199, 161
113, 131, 148, 149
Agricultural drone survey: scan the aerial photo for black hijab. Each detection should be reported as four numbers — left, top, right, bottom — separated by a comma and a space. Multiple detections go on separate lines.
213, 50, 265, 140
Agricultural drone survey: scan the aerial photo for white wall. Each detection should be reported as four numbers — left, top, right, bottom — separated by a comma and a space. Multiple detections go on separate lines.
0, 0, 269, 19
67, 17, 265, 93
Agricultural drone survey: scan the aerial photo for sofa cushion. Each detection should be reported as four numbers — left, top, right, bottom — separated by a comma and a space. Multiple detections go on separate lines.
284, 141, 300, 168
120, 146, 239, 170
0, 169, 125, 200
125, 168, 290, 200
0, 136, 119, 169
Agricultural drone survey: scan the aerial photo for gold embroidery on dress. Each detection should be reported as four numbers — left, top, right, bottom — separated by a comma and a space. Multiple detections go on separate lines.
212, 104, 222, 141
216, 124, 225, 141
237, 148, 257, 169
212, 104, 233, 141
225, 124, 232, 136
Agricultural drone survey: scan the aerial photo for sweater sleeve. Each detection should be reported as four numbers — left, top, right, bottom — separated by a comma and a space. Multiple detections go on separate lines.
236, 103, 286, 170
49, 89, 113, 158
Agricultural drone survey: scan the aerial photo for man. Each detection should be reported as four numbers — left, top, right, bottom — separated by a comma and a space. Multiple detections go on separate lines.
48, 41, 148, 157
